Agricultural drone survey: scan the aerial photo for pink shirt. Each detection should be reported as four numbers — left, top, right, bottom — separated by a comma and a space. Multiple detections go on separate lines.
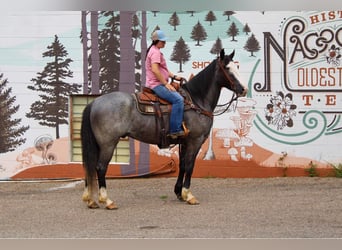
145, 45, 169, 89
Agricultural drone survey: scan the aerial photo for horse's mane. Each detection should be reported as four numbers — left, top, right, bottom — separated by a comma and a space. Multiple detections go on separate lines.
183, 58, 217, 103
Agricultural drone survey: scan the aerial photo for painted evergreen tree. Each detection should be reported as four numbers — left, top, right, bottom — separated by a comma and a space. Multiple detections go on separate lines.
132, 12, 142, 92
97, 11, 121, 93
0, 74, 29, 152
205, 11, 217, 26
26, 35, 81, 139
140, 11, 147, 92
151, 11, 159, 17
243, 23, 251, 35
170, 36, 191, 73
132, 13, 141, 48
168, 12, 180, 31
244, 33, 261, 57
223, 11, 235, 21
186, 11, 195, 17
210, 37, 223, 56
191, 21, 208, 46
227, 21, 239, 42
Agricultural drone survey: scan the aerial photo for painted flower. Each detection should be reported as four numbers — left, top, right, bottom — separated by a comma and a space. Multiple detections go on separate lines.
326, 44, 341, 66
265, 91, 297, 130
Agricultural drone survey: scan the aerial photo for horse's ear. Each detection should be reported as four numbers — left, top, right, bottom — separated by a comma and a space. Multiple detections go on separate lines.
228, 50, 235, 60
220, 49, 225, 60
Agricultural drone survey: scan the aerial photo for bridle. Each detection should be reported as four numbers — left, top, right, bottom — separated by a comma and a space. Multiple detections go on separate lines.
213, 59, 240, 116
182, 58, 242, 118
217, 59, 237, 92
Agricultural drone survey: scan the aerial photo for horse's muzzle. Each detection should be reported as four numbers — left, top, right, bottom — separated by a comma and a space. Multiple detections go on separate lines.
238, 87, 248, 97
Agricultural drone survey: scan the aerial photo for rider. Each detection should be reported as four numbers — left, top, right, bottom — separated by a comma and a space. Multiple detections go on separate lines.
145, 30, 185, 139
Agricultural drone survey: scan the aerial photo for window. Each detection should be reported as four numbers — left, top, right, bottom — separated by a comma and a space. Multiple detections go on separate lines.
69, 95, 130, 163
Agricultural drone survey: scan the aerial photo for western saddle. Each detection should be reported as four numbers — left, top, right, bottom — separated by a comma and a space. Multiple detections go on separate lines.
133, 80, 190, 148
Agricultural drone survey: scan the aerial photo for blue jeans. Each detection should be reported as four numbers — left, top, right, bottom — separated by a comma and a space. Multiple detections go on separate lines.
153, 85, 184, 133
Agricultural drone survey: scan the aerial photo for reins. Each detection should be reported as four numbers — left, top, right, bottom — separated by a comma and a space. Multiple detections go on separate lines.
182, 90, 214, 118
213, 93, 238, 116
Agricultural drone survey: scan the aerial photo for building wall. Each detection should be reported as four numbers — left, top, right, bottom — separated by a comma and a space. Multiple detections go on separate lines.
0, 11, 341, 179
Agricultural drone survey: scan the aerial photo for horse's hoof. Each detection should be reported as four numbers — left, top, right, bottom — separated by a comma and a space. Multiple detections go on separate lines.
187, 197, 200, 205
181, 188, 200, 205
106, 202, 118, 210
87, 200, 100, 209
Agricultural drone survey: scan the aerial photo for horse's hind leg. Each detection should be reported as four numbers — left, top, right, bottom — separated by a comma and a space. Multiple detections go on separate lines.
96, 144, 118, 210
82, 180, 100, 209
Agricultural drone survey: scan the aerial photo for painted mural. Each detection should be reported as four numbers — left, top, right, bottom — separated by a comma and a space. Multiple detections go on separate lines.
0, 11, 341, 179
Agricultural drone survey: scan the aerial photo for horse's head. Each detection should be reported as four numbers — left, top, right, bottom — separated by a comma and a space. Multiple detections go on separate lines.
217, 49, 248, 97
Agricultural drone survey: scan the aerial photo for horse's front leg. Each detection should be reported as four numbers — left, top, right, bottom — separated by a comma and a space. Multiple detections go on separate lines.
181, 186, 199, 205
174, 167, 185, 201
175, 143, 200, 205
174, 144, 185, 200
181, 156, 200, 205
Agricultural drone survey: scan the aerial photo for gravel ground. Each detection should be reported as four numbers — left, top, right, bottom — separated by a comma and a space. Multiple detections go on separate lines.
0, 177, 342, 238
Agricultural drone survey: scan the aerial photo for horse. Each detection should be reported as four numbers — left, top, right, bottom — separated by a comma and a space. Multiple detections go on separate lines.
81, 49, 248, 209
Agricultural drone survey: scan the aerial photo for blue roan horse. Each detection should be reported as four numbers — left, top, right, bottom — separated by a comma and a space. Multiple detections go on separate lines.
81, 49, 247, 209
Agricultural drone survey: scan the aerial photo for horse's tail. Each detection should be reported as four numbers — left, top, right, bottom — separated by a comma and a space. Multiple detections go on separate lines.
81, 102, 98, 192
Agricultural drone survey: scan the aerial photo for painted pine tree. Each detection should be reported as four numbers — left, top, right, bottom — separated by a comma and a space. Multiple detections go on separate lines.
223, 11, 235, 21
132, 12, 142, 92
210, 37, 223, 56
243, 23, 251, 35
168, 12, 180, 31
0, 74, 29, 152
244, 33, 261, 57
205, 11, 217, 26
26, 35, 81, 139
191, 21, 208, 46
170, 37, 191, 73
97, 11, 121, 93
227, 22, 239, 42
186, 11, 195, 17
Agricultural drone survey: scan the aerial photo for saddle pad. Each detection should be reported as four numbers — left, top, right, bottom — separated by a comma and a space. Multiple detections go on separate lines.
133, 87, 192, 115
136, 91, 170, 105
134, 92, 172, 115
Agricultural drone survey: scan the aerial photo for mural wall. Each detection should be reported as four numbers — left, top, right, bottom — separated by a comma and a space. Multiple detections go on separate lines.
0, 11, 341, 179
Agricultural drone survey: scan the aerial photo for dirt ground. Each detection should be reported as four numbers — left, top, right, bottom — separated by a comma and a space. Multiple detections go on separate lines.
0, 177, 342, 238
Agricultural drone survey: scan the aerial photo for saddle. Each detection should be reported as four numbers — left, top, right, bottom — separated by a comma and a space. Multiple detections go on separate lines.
133, 81, 190, 148
135, 87, 172, 114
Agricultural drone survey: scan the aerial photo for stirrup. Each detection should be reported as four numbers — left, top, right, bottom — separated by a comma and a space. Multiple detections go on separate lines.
168, 130, 186, 139
182, 122, 190, 137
